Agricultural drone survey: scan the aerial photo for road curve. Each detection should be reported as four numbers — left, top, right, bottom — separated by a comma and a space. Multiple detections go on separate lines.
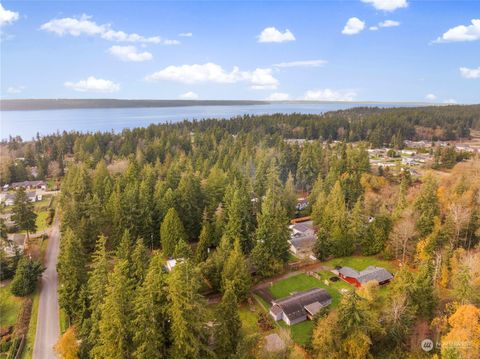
33, 218, 60, 359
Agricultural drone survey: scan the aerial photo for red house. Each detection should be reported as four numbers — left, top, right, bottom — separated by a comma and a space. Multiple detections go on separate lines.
337, 266, 393, 288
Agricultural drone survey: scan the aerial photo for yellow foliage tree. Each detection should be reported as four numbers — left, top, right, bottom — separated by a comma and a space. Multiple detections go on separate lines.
54, 326, 79, 359
441, 304, 480, 359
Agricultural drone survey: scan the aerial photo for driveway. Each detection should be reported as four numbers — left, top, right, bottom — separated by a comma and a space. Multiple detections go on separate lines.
32, 217, 60, 359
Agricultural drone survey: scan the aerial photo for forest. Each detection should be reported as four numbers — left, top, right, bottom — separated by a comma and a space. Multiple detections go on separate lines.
1, 105, 480, 358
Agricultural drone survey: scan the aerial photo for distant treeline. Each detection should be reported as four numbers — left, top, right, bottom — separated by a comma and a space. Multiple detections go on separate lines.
2, 105, 479, 182
0, 99, 268, 111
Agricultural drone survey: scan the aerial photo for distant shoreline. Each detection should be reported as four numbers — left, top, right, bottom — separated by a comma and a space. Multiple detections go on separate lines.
0, 99, 436, 111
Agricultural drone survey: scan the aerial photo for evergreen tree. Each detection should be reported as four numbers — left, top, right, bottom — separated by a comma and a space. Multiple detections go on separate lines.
411, 263, 437, 319
252, 186, 290, 277
133, 253, 169, 359
160, 208, 187, 257
195, 213, 213, 263
83, 235, 109, 357
414, 175, 440, 237
176, 171, 204, 240
215, 282, 241, 358
313, 228, 331, 261
221, 239, 251, 301
174, 238, 192, 259
57, 228, 86, 324
131, 238, 150, 284
223, 182, 254, 253
96, 260, 135, 359
116, 229, 133, 262
10, 257, 44, 297
283, 172, 298, 218
11, 188, 37, 239
168, 261, 212, 359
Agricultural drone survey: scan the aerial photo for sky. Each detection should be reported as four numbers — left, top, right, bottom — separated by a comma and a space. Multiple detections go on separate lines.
0, 0, 479, 103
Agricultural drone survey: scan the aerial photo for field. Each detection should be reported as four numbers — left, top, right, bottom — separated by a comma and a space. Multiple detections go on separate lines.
0, 283, 23, 328
321, 255, 398, 273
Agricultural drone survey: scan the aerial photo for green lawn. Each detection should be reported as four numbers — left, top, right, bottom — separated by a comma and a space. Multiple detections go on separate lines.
321, 255, 398, 273
35, 211, 49, 232
279, 320, 314, 346
0, 283, 23, 328
270, 274, 324, 299
238, 305, 259, 336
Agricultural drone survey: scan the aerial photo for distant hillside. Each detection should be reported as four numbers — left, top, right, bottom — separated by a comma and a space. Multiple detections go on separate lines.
0, 99, 269, 111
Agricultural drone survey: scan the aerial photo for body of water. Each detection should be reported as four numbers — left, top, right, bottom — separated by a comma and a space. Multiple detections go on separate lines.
1, 102, 407, 139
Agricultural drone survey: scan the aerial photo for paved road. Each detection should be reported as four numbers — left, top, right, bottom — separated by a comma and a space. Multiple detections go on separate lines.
33, 218, 60, 359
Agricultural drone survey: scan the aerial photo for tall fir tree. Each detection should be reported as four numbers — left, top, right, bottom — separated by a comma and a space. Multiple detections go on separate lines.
96, 260, 135, 359
11, 188, 37, 239
160, 208, 187, 257
57, 228, 86, 324
168, 261, 212, 359
414, 175, 440, 237
215, 282, 241, 358
221, 238, 252, 301
133, 253, 170, 359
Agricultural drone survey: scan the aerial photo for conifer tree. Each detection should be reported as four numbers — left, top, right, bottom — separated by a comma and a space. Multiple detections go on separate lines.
414, 175, 440, 237
160, 208, 187, 257
196, 213, 213, 263
176, 171, 204, 240
83, 235, 109, 357
215, 282, 241, 358
252, 186, 290, 277
131, 238, 150, 284
58, 228, 86, 324
116, 229, 133, 262
168, 261, 212, 359
96, 260, 135, 359
11, 188, 37, 239
221, 239, 251, 301
174, 238, 192, 259
133, 253, 169, 359
283, 172, 298, 218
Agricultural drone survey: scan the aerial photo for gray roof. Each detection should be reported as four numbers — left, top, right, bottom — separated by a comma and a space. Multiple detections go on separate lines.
290, 235, 316, 249
272, 288, 332, 321
11, 180, 45, 188
338, 266, 393, 284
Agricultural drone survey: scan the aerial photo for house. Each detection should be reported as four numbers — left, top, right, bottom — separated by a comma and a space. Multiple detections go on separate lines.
10, 180, 46, 190
289, 220, 316, 258
2, 192, 39, 206
337, 266, 393, 288
269, 288, 332, 326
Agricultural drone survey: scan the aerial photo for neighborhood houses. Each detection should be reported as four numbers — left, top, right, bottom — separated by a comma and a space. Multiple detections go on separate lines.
289, 218, 316, 259
269, 288, 332, 326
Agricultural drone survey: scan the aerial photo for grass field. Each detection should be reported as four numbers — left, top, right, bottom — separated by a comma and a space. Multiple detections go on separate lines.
321, 255, 398, 273
238, 305, 259, 336
0, 283, 23, 328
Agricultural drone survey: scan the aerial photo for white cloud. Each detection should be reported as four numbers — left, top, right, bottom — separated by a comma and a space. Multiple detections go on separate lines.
179, 32, 192, 37
179, 91, 199, 100
361, 0, 408, 12
444, 99, 458, 104
145, 63, 279, 90
257, 27, 295, 43
460, 66, 480, 79
303, 89, 357, 101
108, 45, 153, 62
342, 17, 365, 35
164, 39, 180, 45
41, 14, 176, 44
64, 76, 120, 92
7, 85, 25, 94
425, 94, 437, 101
0, 4, 19, 27
369, 26, 379, 31
379, 20, 400, 27
266, 93, 290, 101
247, 68, 279, 89
273, 60, 327, 68
434, 19, 480, 43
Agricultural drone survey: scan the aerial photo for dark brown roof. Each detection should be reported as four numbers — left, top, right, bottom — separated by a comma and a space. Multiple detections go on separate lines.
272, 288, 332, 321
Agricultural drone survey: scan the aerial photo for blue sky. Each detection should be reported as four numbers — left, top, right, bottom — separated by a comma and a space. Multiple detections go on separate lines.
1, 0, 479, 103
